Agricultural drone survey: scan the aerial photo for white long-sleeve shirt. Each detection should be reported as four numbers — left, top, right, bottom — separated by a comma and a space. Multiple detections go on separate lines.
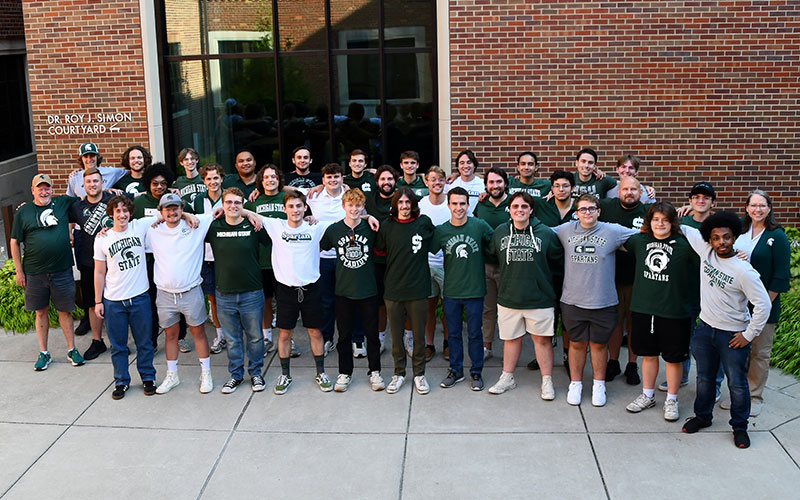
682, 225, 771, 341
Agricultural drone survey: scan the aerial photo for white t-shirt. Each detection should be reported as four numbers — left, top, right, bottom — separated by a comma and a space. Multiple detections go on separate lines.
733, 227, 764, 259
306, 188, 345, 259
419, 196, 451, 267
197, 195, 222, 261
93, 217, 155, 301
446, 176, 485, 216
147, 213, 215, 293
263, 218, 335, 286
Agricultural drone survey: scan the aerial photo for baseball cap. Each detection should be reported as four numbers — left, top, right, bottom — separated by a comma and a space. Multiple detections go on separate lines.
158, 193, 183, 208
31, 173, 53, 188
79, 142, 100, 156
689, 182, 716, 200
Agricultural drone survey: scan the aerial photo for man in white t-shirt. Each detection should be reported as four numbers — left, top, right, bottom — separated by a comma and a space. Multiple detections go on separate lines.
146, 193, 215, 395
418, 165, 451, 361
93, 196, 157, 400
447, 149, 486, 216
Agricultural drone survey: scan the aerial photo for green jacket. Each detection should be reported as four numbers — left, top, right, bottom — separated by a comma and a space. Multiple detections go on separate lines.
749, 227, 791, 323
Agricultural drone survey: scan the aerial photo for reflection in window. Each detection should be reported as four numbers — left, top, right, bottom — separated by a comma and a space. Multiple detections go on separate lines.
0, 54, 33, 162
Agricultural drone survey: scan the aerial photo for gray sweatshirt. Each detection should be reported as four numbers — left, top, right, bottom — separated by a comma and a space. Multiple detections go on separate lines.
553, 221, 638, 309
682, 225, 771, 341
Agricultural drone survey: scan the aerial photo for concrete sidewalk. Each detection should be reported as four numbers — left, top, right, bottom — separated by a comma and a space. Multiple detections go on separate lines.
1, 323, 799, 500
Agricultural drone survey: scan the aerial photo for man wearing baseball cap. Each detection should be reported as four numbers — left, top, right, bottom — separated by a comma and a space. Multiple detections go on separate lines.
10, 173, 85, 371
66, 142, 127, 198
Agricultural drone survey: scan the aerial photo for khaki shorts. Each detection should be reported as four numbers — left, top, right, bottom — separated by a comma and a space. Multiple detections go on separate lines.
429, 265, 444, 299
497, 305, 555, 340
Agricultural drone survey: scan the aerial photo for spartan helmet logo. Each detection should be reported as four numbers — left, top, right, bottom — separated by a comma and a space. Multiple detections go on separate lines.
645, 248, 670, 274
455, 243, 469, 259
39, 209, 58, 227
123, 249, 136, 261
125, 182, 141, 194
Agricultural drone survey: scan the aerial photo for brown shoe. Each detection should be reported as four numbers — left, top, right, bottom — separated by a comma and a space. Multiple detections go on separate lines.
425, 345, 436, 362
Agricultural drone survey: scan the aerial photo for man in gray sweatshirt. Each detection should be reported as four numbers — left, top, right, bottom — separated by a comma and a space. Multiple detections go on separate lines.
680, 211, 770, 449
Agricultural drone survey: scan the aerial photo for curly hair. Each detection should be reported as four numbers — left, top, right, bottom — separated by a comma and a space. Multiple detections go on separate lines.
120, 145, 153, 170
700, 211, 742, 242
141, 163, 176, 192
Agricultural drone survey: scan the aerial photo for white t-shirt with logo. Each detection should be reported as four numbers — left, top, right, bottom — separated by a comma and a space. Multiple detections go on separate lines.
263, 218, 335, 286
419, 196, 451, 267
93, 217, 155, 301
446, 176, 486, 216
147, 213, 215, 293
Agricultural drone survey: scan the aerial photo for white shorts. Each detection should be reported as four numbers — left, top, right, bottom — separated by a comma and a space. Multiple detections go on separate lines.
497, 305, 555, 340
156, 285, 207, 328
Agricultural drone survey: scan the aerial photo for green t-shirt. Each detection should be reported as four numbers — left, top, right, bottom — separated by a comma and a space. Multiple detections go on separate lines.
244, 193, 286, 269
431, 218, 494, 299
114, 174, 146, 196
488, 218, 564, 309
344, 172, 377, 195
11, 196, 78, 275
376, 215, 435, 301
473, 197, 510, 229
221, 173, 258, 198
599, 198, 651, 285
320, 220, 377, 300
174, 175, 207, 206
573, 174, 617, 199
680, 215, 703, 229
532, 197, 577, 228
133, 192, 161, 219
205, 218, 269, 293
509, 178, 551, 198
623, 232, 698, 319
397, 176, 428, 198
681, 215, 703, 305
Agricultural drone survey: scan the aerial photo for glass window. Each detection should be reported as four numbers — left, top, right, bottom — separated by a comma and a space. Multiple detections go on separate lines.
385, 52, 435, 169
0, 54, 33, 162
330, 0, 379, 50
333, 54, 381, 167
277, 0, 326, 51
384, 0, 433, 48
280, 54, 330, 169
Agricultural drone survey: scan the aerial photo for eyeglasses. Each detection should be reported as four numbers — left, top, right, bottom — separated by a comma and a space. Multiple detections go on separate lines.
576, 207, 598, 214
748, 204, 768, 210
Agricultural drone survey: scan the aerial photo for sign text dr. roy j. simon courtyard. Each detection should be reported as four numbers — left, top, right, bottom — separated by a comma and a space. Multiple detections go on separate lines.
46, 112, 133, 136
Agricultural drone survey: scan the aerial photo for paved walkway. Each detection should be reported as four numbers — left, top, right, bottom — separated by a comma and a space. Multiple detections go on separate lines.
1, 323, 799, 500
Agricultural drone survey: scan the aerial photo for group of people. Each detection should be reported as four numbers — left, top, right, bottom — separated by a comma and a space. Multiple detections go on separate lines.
10, 143, 790, 450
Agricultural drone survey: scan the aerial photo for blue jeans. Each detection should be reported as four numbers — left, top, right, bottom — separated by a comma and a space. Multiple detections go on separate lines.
683, 304, 724, 392
692, 320, 751, 431
216, 289, 265, 380
104, 292, 156, 386
443, 297, 485, 375
319, 258, 337, 343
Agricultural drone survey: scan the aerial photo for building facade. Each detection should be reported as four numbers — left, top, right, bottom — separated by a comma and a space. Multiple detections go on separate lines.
7, 0, 800, 223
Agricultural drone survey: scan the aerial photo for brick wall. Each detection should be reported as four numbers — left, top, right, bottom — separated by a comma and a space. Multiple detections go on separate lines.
21, 0, 149, 192
0, 0, 24, 39
449, 0, 800, 224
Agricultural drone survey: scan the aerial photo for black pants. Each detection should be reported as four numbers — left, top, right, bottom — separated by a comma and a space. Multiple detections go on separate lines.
335, 295, 381, 375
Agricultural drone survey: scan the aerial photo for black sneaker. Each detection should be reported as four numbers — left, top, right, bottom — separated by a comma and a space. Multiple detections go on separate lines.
527, 359, 540, 371
682, 416, 712, 434
83, 339, 107, 361
74, 316, 90, 336
733, 429, 750, 449
440, 370, 464, 388
143, 381, 156, 396
605, 359, 621, 381
471, 373, 484, 391
624, 362, 640, 385
112, 385, 129, 400
221, 377, 244, 394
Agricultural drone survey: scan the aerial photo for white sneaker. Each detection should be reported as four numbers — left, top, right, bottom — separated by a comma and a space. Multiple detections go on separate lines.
263, 339, 274, 355
483, 347, 493, 360
540, 376, 555, 401
488, 372, 516, 395
156, 371, 180, 394
369, 371, 385, 391
352, 342, 366, 358
626, 393, 656, 413
386, 375, 405, 394
592, 384, 606, 407
334, 374, 351, 392
567, 382, 582, 406
178, 338, 192, 353
290, 339, 300, 358
199, 370, 213, 394
663, 399, 680, 421
210, 336, 226, 354
404, 333, 413, 357
414, 375, 430, 395
323, 340, 335, 358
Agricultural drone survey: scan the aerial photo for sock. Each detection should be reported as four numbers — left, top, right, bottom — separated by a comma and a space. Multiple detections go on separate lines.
280, 356, 290, 376
199, 357, 210, 371
643, 388, 655, 399
167, 360, 178, 373
542, 375, 552, 383
592, 379, 605, 389
426, 344, 435, 349
262, 328, 272, 342
313, 354, 325, 375
215, 328, 223, 340
41, 350, 49, 356
667, 392, 678, 402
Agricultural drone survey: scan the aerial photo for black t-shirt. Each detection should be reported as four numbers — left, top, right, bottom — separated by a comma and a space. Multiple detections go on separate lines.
69, 192, 117, 267
285, 171, 323, 190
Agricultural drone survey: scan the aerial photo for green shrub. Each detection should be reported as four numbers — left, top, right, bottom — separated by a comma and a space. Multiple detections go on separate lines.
0, 260, 83, 333
772, 227, 800, 378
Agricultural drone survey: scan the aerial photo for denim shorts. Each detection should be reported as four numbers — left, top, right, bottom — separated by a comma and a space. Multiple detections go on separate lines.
25, 268, 75, 312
